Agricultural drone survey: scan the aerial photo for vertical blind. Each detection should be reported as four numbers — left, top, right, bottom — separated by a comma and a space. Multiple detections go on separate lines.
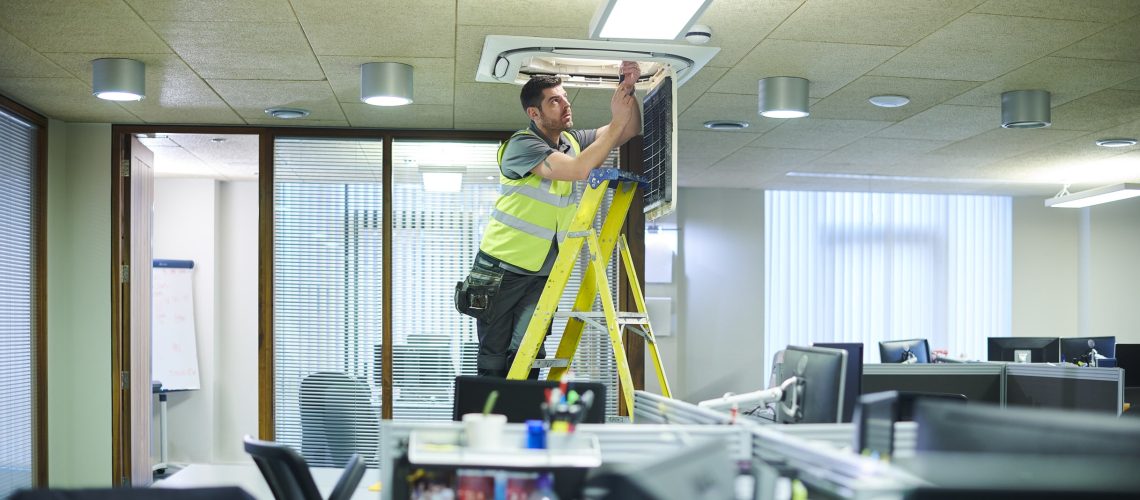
273, 138, 384, 466
0, 108, 36, 495
273, 136, 623, 464
765, 190, 1011, 366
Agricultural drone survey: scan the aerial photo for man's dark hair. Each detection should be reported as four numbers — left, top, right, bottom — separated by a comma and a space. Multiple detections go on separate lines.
520, 75, 563, 112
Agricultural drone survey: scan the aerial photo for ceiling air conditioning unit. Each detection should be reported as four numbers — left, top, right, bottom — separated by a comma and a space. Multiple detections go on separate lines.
476, 35, 719, 89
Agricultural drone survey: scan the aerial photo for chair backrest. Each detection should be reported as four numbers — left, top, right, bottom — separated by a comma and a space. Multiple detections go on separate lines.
453, 375, 607, 423
243, 436, 324, 500
10, 487, 253, 500
299, 372, 377, 467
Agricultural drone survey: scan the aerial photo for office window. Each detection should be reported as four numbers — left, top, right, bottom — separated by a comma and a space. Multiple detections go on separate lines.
390, 140, 620, 421
765, 191, 1011, 364
272, 138, 384, 465
0, 108, 38, 495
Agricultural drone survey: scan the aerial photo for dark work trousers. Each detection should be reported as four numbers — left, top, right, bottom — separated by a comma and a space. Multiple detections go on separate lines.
476, 269, 549, 379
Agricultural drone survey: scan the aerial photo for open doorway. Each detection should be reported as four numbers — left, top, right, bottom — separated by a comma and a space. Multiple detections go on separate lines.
112, 129, 259, 484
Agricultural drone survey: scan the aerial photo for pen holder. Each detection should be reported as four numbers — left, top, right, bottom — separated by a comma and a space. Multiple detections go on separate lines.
462, 413, 507, 450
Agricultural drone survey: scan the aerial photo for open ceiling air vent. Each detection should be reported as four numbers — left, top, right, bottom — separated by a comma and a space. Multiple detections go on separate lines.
476, 35, 719, 89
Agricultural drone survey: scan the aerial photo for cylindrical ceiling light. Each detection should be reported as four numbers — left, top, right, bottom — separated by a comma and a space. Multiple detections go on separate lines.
92, 58, 145, 101
759, 76, 809, 118
1001, 90, 1051, 129
361, 62, 413, 106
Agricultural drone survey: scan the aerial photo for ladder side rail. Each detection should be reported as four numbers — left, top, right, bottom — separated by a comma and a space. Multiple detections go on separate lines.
619, 234, 672, 398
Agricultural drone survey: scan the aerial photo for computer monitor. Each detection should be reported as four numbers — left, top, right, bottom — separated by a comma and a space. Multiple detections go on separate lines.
1060, 336, 1116, 365
1117, 344, 1139, 387
452, 375, 606, 424
854, 390, 968, 460
812, 342, 863, 423
986, 337, 1060, 363
914, 399, 1140, 458
776, 345, 847, 424
879, 338, 931, 364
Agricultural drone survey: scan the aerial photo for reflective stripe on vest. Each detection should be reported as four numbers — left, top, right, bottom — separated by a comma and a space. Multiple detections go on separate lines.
480, 129, 581, 271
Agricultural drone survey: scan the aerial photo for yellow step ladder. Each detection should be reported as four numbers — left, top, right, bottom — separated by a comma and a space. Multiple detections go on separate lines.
507, 168, 672, 416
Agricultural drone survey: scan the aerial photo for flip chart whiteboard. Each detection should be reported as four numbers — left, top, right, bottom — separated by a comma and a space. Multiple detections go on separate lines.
152, 260, 200, 391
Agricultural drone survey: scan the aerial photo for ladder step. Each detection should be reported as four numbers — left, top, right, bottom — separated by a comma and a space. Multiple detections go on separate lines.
555, 311, 649, 325
532, 358, 570, 369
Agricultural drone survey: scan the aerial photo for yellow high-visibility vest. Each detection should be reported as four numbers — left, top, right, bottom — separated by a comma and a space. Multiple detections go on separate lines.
479, 129, 581, 271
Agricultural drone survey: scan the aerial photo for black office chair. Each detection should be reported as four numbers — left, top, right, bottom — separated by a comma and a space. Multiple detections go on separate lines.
10, 488, 253, 500
243, 435, 365, 500
299, 372, 377, 467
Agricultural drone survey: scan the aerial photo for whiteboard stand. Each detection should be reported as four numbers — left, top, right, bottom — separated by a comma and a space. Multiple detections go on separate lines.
153, 389, 169, 475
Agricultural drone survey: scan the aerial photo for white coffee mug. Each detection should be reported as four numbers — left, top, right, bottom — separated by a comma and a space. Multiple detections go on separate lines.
462, 413, 507, 450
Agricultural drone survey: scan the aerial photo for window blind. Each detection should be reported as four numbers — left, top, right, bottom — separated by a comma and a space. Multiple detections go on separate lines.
389, 140, 620, 420
0, 108, 36, 496
764, 190, 1011, 367
272, 138, 384, 466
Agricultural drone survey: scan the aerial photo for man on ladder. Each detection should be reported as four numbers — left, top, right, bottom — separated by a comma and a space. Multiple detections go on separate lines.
455, 63, 642, 378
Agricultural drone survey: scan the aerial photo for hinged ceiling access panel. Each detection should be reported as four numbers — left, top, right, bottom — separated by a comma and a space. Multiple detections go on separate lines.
476, 35, 719, 89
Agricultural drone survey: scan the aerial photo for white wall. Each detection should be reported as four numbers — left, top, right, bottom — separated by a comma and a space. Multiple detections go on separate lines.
673, 187, 765, 403
150, 178, 259, 465
1011, 197, 1080, 337
46, 122, 111, 486
1088, 197, 1140, 344
151, 178, 217, 464
215, 181, 259, 462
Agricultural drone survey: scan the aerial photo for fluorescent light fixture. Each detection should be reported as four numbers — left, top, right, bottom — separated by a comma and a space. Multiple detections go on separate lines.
420, 166, 466, 193
786, 171, 1046, 186
588, 0, 714, 40
361, 62, 414, 106
759, 77, 809, 118
92, 58, 145, 101
1045, 183, 1140, 208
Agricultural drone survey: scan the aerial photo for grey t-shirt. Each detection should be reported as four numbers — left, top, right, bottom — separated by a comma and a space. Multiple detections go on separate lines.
494, 121, 598, 276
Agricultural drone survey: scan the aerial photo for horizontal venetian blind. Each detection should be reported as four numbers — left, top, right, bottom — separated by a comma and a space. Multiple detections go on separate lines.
0, 108, 36, 495
273, 138, 383, 466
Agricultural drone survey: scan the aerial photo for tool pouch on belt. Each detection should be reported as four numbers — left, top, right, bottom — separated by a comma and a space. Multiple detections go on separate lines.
455, 260, 503, 320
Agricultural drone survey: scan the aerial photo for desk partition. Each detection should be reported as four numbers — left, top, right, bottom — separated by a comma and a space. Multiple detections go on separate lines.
1005, 364, 1124, 415
862, 363, 1005, 405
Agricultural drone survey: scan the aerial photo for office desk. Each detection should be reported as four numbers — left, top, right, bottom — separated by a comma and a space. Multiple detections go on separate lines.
153, 463, 380, 500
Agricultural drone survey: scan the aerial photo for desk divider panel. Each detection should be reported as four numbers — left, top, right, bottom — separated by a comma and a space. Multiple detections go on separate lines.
1004, 364, 1124, 415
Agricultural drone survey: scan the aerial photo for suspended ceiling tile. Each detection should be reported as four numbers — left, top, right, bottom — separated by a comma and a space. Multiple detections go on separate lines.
677, 129, 760, 170
126, 0, 296, 22
873, 104, 998, 141
454, 82, 526, 125
562, 107, 613, 131
0, 29, 69, 78
678, 93, 778, 134
209, 79, 344, 122
292, 0, 456, 57
44, 52, 243, 124
948, 57, 1140, 107
344, 102, 454, 129
751, 118, 894, 150
457, 0, 596, 29
569, 87, 619, 110
0, 0, 170, 54
712, 39, 902, 97
1050, 89, 1140, 131
453, 122, 515, 131
1054, 14, 1140, 62
929, 127, 1088, 160
973, 0, 1140, 23
0, 77, 139, 123
711, 146, 829, 173
453, 24, 587, 83
319, 55, 454, 106
245, 118, 351, 127
684, 169, 779, 189
677, 66, 727, 114
870, 14, 1105, 81
812, 137, 952, 167
771, 0, 981, 46
695, 0, 805, 68
808, 76, 979, 121
151, 21, 323, 80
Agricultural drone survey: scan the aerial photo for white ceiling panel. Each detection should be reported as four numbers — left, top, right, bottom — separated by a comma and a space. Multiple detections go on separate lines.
454, 82, 526, 126
453, 24, 587, 83
344, 102, 454, 129
712, 39, 902, 97
870, 14, 1105, 81
711, 146, 829, 173
771, 0, 981, 46
930, 127, 1088, 161
808, 76, 979, 121
873, 104, 999, 141
1053, 14, 1140, 62
0, 76, 140, 123
677, 130, 761, 171
209, 79, 343, 122
694, 0, 806, 67
972, 0, 1140, 23
457, 0, 596, 29
1049, 89, 1140, 131
0, 30, 69, 79
292, 0, 457, 57
150, 21, 323, 80
126, 0, 297, 22
811, 137, 952, 168
751, 118, 894, 150
948, 57, 1140, 108
678, 93, 778, 133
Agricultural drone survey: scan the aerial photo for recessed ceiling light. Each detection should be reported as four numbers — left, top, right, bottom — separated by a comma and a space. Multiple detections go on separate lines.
868, 95, 910, 108
264, 107, 310, 119
703, 120, 749, 130
1095, 138, 1137, 148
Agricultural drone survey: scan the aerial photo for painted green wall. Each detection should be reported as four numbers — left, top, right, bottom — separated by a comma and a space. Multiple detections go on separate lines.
46, 121, 111, 487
